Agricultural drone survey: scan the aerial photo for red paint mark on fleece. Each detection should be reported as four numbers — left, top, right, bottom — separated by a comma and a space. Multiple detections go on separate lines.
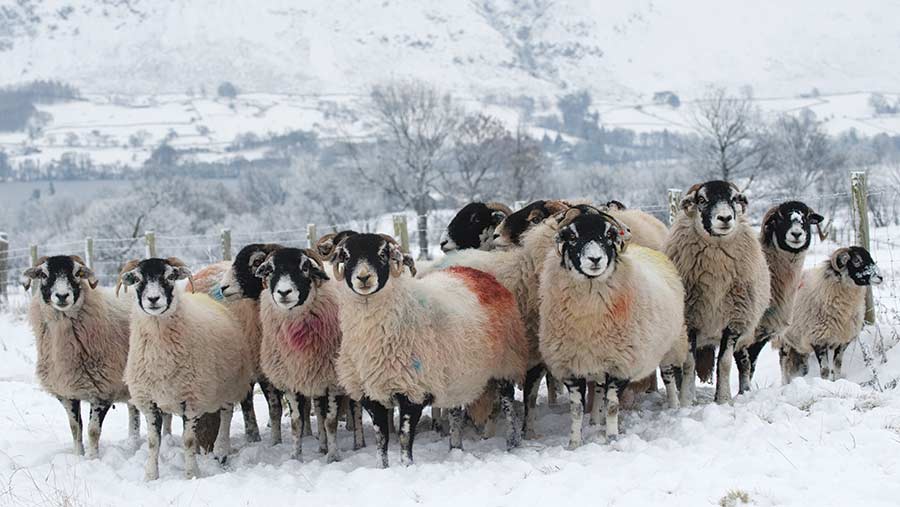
610, 290, 633, 322
446, 266, 524, 363
285, 304, 340, 351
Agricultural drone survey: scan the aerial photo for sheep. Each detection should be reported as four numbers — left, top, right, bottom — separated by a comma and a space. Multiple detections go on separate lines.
22, 255, 139, 458
664, 180, 771, 404
195, 245, 296, 446
733, 201, 825, 393
439, 202, 513, 252
777, 246, 883, 383
255, 247, 365, 462
539, 209, 687, 446
118, 257, 255, 480
332, 233, 528, 467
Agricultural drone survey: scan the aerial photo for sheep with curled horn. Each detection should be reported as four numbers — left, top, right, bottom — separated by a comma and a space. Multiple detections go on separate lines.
255, 247, 365, 462
777, 246, 883, 383
23, 254, 138, 458
440, 202, 514, 252
332, 233, 527, 467
663, 180, 771, 405
539, 209, 687, 445
732, 201, 825, 393
119, 257, 254, 480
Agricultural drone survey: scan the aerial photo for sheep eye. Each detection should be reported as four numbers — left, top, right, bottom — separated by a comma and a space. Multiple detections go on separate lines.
696, 196, 707, 205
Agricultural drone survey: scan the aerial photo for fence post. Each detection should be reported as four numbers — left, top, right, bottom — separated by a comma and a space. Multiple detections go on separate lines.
306, 224, 318, 249
84, 237, 94, 269
416, 214, 429, 260
145, 231, 156, 258
393, 215, 410, 254
221, 229, 232, 262
0, 233, 7, 304
850, 171, 875, 324
667, 188, 683, 227
29, 244, 39, 296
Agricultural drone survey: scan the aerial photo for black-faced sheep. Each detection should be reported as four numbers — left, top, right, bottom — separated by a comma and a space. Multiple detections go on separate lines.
255, 247, 365, 462
734, 201, 824, 392
539, 210, 686, 445
439, 202, 513, 252
118, 257, 254, 480
664, 181, 770, 404
778, 246, 883, 382
23, 255, 139, 458
333, 234, 527, 467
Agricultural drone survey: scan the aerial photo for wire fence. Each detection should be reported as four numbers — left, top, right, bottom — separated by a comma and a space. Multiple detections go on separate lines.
1, 173, 898, 350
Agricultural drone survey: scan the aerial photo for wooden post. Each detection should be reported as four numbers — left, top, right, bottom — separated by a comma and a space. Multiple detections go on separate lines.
306, 224, 318, 249
850, 171, 875, 324
416, 214, 429, 261
145, 231, 156, 258
393, 215, 410, 254
0, 233, 8, 304
221, 229, 232, 262
667, 188, 683, 227
29, 244, 38, 296
84, 237, 94, 269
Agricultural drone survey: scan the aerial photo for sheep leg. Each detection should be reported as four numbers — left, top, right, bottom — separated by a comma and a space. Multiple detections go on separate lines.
660, 365, 681, 409
680, 331, 698, 406
314, 396, 329, 455
182, 415, 200, 479
143, 404, 163, 481
563, 379, 585, 449
86, 400, 112, 459
349, 399, 366, 450
59, 398, 84, 456
523, 364, 545, 439
833, 343, 848, 379
323, 393, 341, 463
361, 398, 390, 468
396, 394, 425, 466
605, 376, 628, 441
779, 346, 808, 385
127, 403, 141, 443
259, 378, 283, 445
448, 407, 464, 451
734, 346, 752, 395
213, 405, 233, 464
814, 345, 831, 380
301, 396, 313, 437
239, 385, 261, 443
714, 329, 739, 404
161, 413, 173, 436
589, 381, 603, 425
341, 397, 353, 432
546, 373, 559, 405
286, 393, 306, 460
747, 333, 771, 382
498, 380, 521, 449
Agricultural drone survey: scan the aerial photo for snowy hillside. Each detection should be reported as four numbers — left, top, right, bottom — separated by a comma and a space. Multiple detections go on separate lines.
1, 0, 898, 99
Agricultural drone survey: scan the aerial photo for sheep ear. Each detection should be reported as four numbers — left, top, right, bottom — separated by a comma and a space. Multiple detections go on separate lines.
172, 266, 192, 281
21, 265, 45, 290
733, 193, 749, 214
254, 259, 274, 279
808, 212, 824, 225
402, 253, 417, 277
75, 265, 99, 289
490, 210, 506, 226
831, 249, 851, 272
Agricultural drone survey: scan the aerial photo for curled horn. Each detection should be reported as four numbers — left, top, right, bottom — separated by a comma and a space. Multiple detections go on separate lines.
316, 233, 339, 260
760, 205, 781, 243
378, 234, 406, 278
811, 209, 830, 241
830, 247, 851, 273
485, 202, 513, 216
681, 183, 704, 210
165, 257, 195, 293
301, 248, 326, 270
115, 259, 141, 297
21, 256, 49, 291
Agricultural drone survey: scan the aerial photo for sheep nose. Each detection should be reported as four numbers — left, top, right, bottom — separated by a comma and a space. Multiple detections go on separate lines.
357, 273, 372, 284
147, 296, 160, 304
717, 215, 733, 224
277, 289, 292, 298
55, 293, 69, 302
588, 256, 602, 266
220, 284, 230, 292
791, 232, 802, 239
440, 240, 448, 247
493, 233, 500, 240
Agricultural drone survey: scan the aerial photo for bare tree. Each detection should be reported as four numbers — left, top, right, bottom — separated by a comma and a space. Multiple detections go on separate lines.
348, 80, 460, 258
690, 87, 772, 186
502, 125, 547, 202
769, 110, 843, 197
446, 113, 511, 201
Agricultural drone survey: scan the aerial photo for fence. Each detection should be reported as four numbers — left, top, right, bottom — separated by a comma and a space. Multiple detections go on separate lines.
0, 172, 895, 332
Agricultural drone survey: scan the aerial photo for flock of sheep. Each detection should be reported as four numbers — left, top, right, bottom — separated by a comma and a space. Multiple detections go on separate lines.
22, 179, 884, 480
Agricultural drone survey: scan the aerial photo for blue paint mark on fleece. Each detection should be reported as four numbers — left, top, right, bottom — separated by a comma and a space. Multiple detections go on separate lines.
210, 285, 225, 302
412, 357, 423, 373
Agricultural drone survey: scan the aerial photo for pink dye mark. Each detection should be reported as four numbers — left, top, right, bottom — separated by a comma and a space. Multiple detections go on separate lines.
285, 305, 340, 351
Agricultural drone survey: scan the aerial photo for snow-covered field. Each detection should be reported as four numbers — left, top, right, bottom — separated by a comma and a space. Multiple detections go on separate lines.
2, 235, 900, 506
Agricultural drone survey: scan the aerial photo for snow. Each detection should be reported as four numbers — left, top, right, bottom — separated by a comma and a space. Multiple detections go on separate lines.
3, 231, 900, 506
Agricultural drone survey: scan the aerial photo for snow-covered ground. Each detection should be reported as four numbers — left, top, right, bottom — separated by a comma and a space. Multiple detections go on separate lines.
2, 234, 900, 506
